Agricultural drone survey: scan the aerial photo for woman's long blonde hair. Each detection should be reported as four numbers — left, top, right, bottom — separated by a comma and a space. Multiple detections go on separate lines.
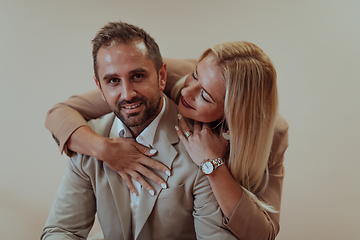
172, 41, 279, 213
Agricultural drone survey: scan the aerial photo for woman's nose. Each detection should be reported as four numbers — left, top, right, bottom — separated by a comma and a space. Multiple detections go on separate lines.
181, 84, 195, 100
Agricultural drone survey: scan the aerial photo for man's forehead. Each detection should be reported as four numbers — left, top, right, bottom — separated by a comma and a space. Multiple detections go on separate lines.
105, 40, 147, 54
97, 42, 157, 78
98, 41, 147, 62
134, 41, 147, 54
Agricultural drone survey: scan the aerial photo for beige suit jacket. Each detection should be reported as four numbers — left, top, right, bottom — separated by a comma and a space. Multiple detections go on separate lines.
41, 96, 237, 240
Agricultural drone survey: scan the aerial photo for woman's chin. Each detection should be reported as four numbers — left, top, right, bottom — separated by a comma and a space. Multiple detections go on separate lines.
178, 107, 191, 120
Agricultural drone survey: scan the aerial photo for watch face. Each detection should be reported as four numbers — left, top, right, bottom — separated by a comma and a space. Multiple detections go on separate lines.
201, 161, 214, 175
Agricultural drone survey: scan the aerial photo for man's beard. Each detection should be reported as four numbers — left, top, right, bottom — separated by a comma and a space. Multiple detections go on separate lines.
112, 94, 162, 131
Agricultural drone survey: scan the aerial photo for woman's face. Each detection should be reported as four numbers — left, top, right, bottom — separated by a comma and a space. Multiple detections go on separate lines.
178, 53, 226, 123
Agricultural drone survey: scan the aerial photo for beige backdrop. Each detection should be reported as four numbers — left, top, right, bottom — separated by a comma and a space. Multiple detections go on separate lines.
1, 0, 359, 239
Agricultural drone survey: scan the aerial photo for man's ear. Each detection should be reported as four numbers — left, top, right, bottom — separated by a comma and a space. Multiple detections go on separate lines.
94, 76, 106, 101
159, 62, 167, 92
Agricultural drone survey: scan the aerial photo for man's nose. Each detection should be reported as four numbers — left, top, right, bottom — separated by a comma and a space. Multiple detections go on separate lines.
122, 82, 136, 101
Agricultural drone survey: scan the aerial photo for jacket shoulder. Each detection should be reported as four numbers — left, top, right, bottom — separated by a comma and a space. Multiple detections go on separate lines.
274, 114, 289, 136
268, 114, 289, 167
88, 113, 116, 137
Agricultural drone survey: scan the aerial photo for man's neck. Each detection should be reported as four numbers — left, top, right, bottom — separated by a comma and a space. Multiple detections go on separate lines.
127, 96, 165, 138
128, 126, 147, 139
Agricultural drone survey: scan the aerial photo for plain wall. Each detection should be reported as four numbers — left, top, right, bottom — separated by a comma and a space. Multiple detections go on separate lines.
1, 0, 359, 239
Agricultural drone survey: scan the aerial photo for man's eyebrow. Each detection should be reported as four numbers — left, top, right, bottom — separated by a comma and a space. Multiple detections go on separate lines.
102, 68, 148, 81
102, 73, 119, 81
129, 68, 147, 74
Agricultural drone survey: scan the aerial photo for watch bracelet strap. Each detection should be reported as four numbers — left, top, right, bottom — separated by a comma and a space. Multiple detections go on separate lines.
212, 157, 226, 170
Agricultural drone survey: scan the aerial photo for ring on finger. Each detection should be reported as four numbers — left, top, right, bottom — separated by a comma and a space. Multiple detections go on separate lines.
185, 131, 193, 139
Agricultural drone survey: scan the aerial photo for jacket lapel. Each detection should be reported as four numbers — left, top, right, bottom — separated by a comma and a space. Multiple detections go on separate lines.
102, 113, 131, 239
105, 164, 132, 239
134, 96, 180, 239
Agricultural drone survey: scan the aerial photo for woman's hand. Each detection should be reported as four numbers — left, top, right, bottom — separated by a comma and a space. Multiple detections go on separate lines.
101, 137, 172, 196
68, 126, 171, 196
175, 114, 228, 166
97, 136, 171, 196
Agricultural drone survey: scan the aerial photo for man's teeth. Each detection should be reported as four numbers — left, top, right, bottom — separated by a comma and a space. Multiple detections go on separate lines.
123, 103, 141, 109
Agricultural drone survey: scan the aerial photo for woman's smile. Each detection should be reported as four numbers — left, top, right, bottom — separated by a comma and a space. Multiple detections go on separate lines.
180, 96, 195, 110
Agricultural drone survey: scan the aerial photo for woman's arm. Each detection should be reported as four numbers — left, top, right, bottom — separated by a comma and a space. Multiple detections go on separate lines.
45, 89, 110, 155
176, 115, 289, 240
222, 118, 288, 240
175, 117, 239, 218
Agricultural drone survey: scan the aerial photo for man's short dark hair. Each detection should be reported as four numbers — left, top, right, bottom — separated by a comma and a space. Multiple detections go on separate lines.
92, 21, 163, 81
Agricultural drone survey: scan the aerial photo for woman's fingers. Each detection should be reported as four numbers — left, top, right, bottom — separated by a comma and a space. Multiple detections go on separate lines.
138, 158, 170, 189
177, 114, 193, 136
120, 161, 169, 196
128, 171, 155, 196
133, 141, 158, 156
139, 157, 171, 177
133, 141, 171, 176
136, 164, 168, 191
202, 122, 211, 130
118, 172, 138, 196
175, 125, 188, 144
132, 143, 170, 192
102, 137, 171, 196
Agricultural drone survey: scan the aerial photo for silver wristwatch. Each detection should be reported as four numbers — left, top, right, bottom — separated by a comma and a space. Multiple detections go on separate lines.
200, 157, 226, 175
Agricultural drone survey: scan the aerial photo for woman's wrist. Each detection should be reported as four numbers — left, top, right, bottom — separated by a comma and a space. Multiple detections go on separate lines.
206, 164, 243, 218
67, 125, 107, 160
206, 163, 229, 179
91, 133, 109, 161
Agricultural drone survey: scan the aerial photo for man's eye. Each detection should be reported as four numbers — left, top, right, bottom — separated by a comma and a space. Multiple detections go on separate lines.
133, 74, 144, 80
192, 72, 198, 80
109, 78, 119, 84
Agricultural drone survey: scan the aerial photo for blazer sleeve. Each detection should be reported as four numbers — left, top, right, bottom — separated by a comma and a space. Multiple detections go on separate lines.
41, 154, 97, 240
192, 170, 238, 240
224, 116, 289, 240
44, 89, 111, 155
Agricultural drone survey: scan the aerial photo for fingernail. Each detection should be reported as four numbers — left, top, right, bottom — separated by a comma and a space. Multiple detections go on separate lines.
166, 170, 171, 176
161, 183, 167, 189
178, 114, 182, 119
150, 149, 157, 154
149, 190, 155, 196
175, 126, 179, 131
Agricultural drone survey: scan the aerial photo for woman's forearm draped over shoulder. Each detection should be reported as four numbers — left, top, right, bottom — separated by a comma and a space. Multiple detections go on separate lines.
45, 89, 110, 155
222, 116, 289, 240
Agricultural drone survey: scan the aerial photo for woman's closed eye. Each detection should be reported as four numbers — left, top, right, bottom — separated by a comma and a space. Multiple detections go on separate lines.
192, 70, 213, 103
192, 72, 198, 80
201, 89, 212, 103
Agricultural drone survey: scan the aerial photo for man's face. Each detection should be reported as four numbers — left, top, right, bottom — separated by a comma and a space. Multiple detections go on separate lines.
95, 41, 166, 136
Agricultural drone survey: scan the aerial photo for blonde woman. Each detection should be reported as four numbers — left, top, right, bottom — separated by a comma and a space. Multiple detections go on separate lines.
45, 41, 288, 240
